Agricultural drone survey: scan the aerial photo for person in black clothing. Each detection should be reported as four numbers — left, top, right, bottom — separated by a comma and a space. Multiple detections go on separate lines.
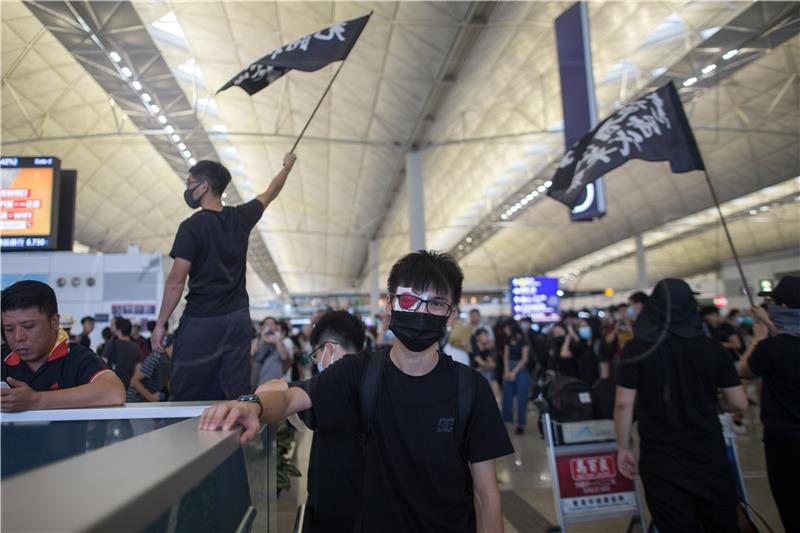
1, 280, 124, 411
614, 278, 748, 533
700, 305, 743, 361
738, 275, 800, 532
501, 318, 530, 434
257, 311, 366, 533
78, 316, 94, 349
151, 153, 296, 400
559, 318, 602, 384
110, 318, 141, 390
200, 250, 514, 533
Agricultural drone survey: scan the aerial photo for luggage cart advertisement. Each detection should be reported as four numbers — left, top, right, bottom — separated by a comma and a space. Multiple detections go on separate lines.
556, 450, 638, 518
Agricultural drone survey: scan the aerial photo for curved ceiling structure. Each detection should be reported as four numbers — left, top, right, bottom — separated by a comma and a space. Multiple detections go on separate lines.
2, 1, 798, 301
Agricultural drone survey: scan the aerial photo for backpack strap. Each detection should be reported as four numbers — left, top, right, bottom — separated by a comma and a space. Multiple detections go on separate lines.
358, 348, 387, 458
454, 358, 474, 463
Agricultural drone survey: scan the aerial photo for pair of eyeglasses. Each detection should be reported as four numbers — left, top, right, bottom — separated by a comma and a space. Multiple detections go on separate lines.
390, 293, 453, 317
307, 340, 339, 365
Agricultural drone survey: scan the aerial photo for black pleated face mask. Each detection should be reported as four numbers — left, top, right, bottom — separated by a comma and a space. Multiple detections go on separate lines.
388, 311, 448, 352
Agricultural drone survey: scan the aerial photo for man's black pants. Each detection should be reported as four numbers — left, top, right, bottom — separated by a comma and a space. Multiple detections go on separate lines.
640, 437, 738, 533
765, 433, 799, 532
171, 307, 252, 401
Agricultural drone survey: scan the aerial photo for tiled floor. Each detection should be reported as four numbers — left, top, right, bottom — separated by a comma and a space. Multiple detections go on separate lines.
276, 404, 784, 532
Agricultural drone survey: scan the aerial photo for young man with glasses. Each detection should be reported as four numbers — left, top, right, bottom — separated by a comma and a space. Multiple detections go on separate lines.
151, 153, 296, 400
256, 310, 365, 533
202, 250, 513, 532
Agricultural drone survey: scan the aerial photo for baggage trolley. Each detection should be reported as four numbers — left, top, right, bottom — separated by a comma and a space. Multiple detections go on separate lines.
535, 399, 648, 533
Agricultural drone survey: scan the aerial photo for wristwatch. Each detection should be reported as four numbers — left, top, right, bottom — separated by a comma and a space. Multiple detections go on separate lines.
236, 394, 263, 418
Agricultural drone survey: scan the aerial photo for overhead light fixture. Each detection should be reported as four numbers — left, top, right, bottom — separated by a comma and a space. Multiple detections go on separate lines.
172, 134, 181, 142
759, 205, 769, 211
748, 209, 758, 215
521, 198, 529, 205
120, 67, 132, 78
131, 80, 142, 91
189, 158, 197, 165
701, 64, 717, 74
457, 244, 464, 250
149, 105, 160, 113
272, 282, 282, 295
722, 49, 738, 60
142, 93, 152, 103
556, 289, 564, 297
158, 115, 167, 124
683, 77, 698, 87
183, 150, 192, 158
465, 237, 472, 244
109, 51, 121, 63
500, 213, 508, 220
537, 185, 546, 193
178, 142, 186, 150
544, 180, 552, 187
165, 125, 175, 134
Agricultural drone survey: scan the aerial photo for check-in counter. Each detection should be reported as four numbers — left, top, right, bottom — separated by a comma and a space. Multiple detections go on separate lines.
1, 403, 276, 533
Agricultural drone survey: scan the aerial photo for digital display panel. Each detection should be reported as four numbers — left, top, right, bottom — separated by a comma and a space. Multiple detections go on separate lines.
510, 276, 561, 322
0, 156, 60, 251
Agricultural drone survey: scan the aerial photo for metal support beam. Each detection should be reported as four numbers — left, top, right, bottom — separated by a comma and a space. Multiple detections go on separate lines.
368, 239, 381, 317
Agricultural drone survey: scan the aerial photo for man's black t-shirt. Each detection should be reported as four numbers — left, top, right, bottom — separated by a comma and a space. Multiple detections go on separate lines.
288, 382, 360, 533
748, 334, 800, 441
170, 199, 263, 317
299, 351, 513, 533
2, 340, 111, 391
616, 336, 741, 445
112, 339, 141, 389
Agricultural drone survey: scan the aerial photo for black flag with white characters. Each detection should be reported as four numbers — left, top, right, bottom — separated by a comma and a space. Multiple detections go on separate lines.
548, 82, 705, 208
218, 13, 371, 95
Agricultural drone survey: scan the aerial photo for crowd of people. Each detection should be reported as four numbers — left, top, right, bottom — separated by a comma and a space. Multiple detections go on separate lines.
1, 146, 796, 533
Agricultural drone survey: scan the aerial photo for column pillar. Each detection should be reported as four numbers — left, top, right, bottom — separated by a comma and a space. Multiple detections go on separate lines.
368, 239, 381, 317
635, 233, 648, 290
405, 150, 426, 251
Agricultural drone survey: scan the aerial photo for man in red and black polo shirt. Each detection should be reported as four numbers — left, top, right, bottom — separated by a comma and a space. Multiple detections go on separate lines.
1, 280, 125, 412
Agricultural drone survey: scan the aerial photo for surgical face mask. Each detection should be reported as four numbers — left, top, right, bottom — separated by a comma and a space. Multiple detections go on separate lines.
183, 180, 205, 209
389, 311, 448, 352
626, 306, 636, 319
578, 326, 592, 340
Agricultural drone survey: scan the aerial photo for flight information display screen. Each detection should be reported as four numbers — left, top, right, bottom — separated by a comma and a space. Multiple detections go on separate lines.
0, 156, 61, 251
510, 276, 561, 322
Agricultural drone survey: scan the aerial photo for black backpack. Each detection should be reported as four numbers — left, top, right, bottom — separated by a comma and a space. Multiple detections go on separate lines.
544, 375, 594, 422
357, 349, 474, 461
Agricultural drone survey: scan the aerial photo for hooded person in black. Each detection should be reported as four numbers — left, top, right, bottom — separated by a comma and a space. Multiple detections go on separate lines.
614, 278, 748, 533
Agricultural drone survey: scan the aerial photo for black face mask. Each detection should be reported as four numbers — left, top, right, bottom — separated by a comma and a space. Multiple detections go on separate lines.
183, 181, 204, 209
389, 311, 448, 352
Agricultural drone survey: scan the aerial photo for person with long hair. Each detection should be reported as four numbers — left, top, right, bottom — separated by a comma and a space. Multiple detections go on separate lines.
501, 318, 531, 434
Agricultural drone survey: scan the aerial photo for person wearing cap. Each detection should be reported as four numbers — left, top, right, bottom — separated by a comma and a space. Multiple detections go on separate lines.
1, 280, 125, 412
738, 275, 800, 532
614, 278, 747, 532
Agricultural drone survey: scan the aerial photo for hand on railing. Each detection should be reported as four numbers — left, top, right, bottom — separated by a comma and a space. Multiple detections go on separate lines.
199, 401, 262, 444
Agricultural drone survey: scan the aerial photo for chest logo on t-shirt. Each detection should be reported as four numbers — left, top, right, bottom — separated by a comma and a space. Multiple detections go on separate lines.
436, 417, 454, 433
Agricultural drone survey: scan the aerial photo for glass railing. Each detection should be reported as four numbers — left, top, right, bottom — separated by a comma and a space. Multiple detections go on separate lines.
1, 404, 276, 533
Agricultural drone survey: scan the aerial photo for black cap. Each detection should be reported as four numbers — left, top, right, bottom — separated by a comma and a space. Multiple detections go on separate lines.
758, 275, 800, 308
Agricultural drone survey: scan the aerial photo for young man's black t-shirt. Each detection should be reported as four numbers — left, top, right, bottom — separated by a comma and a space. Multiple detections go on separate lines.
288, 381, 361, 533
616, 336, 741, 446
111, 339, 140, 389
748, 334, 800, 442
299, 351, 513, 533
169, 199, 263, 317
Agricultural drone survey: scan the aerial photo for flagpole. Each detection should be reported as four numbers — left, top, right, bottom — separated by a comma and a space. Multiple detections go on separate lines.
701, 168, 755, 307
290, 60, 346, 154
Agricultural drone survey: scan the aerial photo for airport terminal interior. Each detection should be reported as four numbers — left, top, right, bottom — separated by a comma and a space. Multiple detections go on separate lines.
1, 1, 799, 532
